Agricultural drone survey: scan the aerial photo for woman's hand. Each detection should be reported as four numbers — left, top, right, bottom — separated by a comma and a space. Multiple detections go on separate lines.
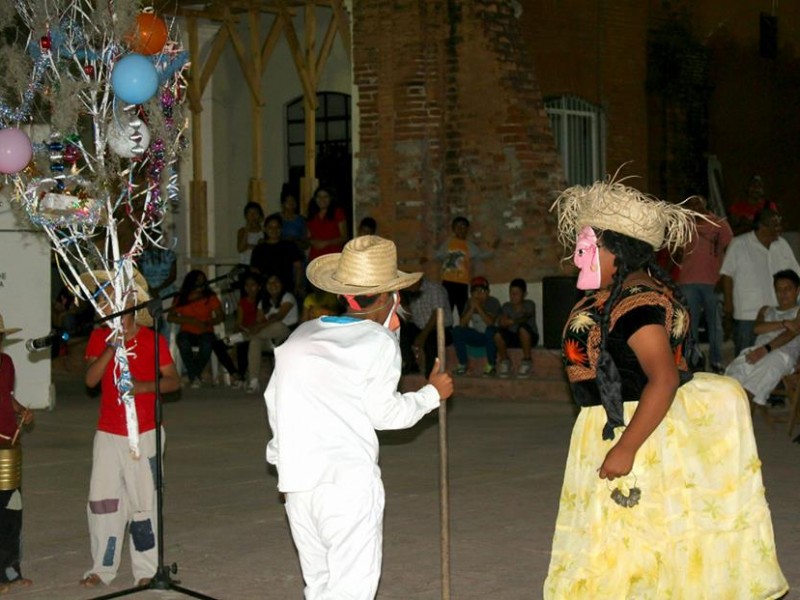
599, 443, 635, 480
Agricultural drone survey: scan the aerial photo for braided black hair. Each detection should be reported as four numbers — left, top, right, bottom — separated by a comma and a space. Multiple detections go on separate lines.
594, 229, 693, 440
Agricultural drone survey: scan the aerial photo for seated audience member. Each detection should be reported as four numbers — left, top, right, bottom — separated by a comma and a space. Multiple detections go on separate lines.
227, 272, 264, 389
237, 202, 265, 265
245, 275, 298, 394
490, 278, 538, 378
720, 208, 800, 355
167, 270, 243, 389
725, 270, 800, 410
302, 286, 340, 321
728, 175, 778, 236
357, 217, 377, 236
451, 276, 500, 376
271, 186, 308, 251
400, 276, 453, 375
250, 214, 304, 300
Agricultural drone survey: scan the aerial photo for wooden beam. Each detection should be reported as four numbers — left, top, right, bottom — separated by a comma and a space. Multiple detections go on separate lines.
186, 16, 202, 116
315, 9, 337, 76
260, 13, 284, 75
303, 0, 317, 199
198, 24, 230, 96
330, 0, 352, 64
249, 9, 264, 184
224, 13, 263, 104
278, 2, 318, 110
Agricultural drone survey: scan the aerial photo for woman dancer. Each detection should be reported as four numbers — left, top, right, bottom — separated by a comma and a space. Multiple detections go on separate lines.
544, 178, 788, 599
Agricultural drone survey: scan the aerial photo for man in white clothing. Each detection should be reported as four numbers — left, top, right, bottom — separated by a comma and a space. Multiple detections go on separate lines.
720, 209, 800, 355
265, 236, 453, 599
726, 269, 800, 409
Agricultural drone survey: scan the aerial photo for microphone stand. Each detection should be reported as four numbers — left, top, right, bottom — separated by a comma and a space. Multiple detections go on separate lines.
86, 268, 245, 600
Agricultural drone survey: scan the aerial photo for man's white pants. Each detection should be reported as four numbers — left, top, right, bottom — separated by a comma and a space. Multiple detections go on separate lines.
725, 348, 794, 405
285, 475, 385, 600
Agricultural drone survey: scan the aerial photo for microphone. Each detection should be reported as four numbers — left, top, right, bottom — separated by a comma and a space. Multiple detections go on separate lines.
25, 330, 69, 352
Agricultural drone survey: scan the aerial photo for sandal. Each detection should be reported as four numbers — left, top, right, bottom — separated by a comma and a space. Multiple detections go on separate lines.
79, 574, 102, 588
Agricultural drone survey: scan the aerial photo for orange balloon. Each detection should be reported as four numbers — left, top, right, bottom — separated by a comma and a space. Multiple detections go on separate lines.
129, 13, 168, 56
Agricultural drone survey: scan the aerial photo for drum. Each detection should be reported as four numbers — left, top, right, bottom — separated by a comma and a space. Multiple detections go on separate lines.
0, 446, 22, 490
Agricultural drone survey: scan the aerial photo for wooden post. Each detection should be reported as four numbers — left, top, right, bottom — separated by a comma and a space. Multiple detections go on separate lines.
436, 308, 451, 600
303, 0, 318, 208
248, 9, 266, 206
187, 16, 208, 262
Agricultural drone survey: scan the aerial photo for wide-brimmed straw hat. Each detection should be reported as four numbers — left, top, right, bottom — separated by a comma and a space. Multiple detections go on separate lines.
306, 235, 422, 295
78, 268, 153, 327
0, 313, 21, 335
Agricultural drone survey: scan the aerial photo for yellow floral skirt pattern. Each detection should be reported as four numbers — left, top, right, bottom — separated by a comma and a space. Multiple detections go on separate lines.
544, 373, 788, 599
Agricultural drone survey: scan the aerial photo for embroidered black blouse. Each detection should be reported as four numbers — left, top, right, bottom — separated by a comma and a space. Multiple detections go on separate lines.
562, 281, 692, 410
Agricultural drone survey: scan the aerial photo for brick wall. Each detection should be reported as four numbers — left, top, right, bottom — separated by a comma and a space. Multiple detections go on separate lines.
353, 0, 566, 283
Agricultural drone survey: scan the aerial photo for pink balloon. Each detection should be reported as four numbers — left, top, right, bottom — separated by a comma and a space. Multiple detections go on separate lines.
0, 128, 33, 174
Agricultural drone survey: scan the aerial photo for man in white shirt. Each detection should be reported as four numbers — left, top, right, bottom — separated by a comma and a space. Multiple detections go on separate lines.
720, 209, 800, 355
265, 236, 453, 600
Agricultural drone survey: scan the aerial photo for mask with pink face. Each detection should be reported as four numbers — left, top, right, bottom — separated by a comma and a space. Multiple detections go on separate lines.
574, 225, 602, 290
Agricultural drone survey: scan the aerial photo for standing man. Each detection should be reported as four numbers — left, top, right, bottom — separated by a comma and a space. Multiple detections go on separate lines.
720, 209, 800, 355
265, 236, 453, 599
79, 270, 180, 589
400, 276, 453, 375
677, 195, 733, 373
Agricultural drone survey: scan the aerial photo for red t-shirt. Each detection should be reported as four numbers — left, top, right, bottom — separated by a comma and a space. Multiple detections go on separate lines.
0, 354, 18, 440
307, 208, 346, 260
85, 326, 173, 436
239, 297, 259, 327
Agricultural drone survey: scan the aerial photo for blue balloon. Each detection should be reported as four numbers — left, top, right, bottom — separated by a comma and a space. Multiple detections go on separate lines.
111, 54, 159, 105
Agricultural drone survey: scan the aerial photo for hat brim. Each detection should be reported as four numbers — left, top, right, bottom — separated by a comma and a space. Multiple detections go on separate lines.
78, 270, 153, 327
307, 253, 422, 296
0, 327, 21, 335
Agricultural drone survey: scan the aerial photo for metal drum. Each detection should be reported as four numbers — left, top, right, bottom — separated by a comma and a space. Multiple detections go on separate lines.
0, 446, 21, 490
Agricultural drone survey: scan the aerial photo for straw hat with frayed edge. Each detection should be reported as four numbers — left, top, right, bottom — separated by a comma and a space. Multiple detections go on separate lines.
306, 235, 422, 296
0, 313, 21, 335
78, 269, 153, 327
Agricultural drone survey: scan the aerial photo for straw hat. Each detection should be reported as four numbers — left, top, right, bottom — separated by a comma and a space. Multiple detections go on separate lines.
306, 235, 422, 295
551, 176, 698, 252
78, 268, 153, 327
0, 313, 21, 335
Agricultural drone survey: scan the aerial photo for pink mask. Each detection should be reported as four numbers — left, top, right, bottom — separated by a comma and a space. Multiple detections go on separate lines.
574, 226, 601, 290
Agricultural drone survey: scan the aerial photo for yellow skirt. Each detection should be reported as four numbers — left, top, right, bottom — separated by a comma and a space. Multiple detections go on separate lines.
544, 373, 788, 600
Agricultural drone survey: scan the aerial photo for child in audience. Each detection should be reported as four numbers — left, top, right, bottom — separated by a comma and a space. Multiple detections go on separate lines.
358, 217, 377, 236
491, 278, 538, 378
302, 286, 341, 321
237, 202, 265, 265
228, 272, 264, 389
435, 216, 495, 316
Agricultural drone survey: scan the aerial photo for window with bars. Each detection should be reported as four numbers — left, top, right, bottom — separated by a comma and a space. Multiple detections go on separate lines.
286, 91, 351, 174
544, 96, 605, 185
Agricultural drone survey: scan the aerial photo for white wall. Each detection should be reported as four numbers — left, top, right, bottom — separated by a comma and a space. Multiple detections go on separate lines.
0, 194, 54, 410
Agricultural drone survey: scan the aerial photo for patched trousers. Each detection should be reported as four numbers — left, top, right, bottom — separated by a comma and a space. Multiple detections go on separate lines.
285, 474, 385, 599
85, 428, 163, 585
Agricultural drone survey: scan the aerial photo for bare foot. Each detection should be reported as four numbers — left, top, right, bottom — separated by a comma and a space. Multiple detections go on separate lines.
137, 578, 151, 587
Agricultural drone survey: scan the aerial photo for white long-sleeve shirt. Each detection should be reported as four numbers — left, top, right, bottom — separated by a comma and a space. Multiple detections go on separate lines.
265, 315, 441, 493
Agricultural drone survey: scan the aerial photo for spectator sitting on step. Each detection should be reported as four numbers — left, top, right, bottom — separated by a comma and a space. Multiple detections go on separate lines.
271, 185, 308, 252
451, 276, 501, 376
399, 277, 453, 375
490, 278, 538, 378
237, 202, 265, 266
251, 214, 305, 301
725, 269, 800, 412
245, 275, 299, 394
167, 270, 243, 389
226, 272, 265, 390
307, 187, 348, 261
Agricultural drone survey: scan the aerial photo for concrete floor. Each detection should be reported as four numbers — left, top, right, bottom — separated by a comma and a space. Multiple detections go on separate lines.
8, 368, 800, 599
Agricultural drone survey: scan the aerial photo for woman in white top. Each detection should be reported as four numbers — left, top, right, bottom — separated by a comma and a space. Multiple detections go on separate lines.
237, 202, 265, 265
246, 275, 298, 393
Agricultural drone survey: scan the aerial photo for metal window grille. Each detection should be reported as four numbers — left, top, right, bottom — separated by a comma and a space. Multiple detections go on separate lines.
544, 96, 605, 185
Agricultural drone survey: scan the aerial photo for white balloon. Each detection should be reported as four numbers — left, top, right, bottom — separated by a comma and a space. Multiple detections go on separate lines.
107, 117, 151, 158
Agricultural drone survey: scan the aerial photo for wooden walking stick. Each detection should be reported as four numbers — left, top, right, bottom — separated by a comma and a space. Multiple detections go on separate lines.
436, 307, 451, 599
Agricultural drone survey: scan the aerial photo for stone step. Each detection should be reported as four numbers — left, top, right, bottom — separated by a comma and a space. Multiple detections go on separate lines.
401, 347, 572, 403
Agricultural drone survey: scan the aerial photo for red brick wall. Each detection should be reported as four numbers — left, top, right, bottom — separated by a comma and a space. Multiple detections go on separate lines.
353, 0, 566, 283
